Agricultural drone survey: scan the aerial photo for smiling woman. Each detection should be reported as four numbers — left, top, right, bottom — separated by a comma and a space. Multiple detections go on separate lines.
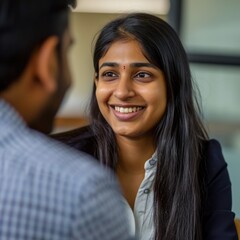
95, 40, 167, 140
53, 13, 238, 240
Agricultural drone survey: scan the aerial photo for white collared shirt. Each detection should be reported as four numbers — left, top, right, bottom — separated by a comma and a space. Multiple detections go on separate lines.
123, 153, 157, 240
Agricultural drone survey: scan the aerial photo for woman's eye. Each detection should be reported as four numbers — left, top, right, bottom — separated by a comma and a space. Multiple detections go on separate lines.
100, 71, 118, 80
135, 72, 152, 80
136, 72, 151, 78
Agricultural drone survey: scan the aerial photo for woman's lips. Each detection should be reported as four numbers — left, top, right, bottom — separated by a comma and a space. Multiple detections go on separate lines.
110, 105, 145, 121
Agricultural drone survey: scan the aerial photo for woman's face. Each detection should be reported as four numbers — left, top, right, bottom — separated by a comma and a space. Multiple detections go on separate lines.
95, 40, 167, 139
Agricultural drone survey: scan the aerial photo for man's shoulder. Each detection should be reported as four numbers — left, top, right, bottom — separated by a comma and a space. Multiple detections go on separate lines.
20, 128, 113, 188
52, 125, 97, 157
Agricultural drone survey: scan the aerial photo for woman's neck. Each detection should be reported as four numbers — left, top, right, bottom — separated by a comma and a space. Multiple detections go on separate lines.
116, 135, 155, 174
115, 135, 156, 209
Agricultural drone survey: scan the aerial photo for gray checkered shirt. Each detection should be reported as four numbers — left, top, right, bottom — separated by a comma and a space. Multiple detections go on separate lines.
0, 99, 135, 240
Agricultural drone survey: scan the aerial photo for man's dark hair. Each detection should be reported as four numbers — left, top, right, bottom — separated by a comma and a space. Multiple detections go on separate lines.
0, 0, 76, 91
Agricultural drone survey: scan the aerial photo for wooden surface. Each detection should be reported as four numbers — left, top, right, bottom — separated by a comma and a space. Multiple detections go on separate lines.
53, 117, 89, 133
53, 117, 240, 144
235, 218, 240, 238
54, 117, 240, 134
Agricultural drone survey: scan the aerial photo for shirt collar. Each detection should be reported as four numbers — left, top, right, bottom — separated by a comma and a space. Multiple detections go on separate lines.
144, 151, 158, 171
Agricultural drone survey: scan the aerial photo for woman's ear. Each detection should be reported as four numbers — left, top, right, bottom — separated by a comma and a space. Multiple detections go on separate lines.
35, 36, 59, 93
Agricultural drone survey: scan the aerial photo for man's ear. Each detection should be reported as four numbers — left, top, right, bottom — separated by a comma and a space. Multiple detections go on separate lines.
36, 36, 59, 93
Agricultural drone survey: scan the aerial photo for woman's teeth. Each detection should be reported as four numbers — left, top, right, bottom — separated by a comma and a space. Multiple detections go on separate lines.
114, 106, 143, 113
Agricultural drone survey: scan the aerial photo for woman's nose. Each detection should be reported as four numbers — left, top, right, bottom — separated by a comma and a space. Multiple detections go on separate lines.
113, 77, 135, 100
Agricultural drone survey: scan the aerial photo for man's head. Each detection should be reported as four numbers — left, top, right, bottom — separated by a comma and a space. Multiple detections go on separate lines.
0, 0, 76, 133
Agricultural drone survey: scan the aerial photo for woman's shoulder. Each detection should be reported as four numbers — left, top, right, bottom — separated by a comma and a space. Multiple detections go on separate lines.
203, 139, 229, 185
51, 125, 97, 157
204, 139, 227, 168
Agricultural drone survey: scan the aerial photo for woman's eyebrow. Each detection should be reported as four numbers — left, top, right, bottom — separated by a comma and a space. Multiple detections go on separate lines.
130, 62, 158, 69
99, 62, 119, 69
99, 62, 158, 69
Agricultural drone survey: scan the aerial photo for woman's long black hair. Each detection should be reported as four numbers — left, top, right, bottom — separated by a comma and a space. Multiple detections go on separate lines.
90, 13, 208, 240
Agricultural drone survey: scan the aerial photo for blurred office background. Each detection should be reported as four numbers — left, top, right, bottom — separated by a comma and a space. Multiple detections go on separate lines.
54, 0, 240, 216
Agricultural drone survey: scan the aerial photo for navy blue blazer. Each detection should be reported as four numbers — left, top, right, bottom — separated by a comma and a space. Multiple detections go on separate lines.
53, 125, 238, 239
203, 138, 237, 239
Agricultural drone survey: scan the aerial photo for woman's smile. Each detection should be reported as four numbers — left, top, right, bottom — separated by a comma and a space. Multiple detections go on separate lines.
109, 104, 146, 121
112, 105, 145, 114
